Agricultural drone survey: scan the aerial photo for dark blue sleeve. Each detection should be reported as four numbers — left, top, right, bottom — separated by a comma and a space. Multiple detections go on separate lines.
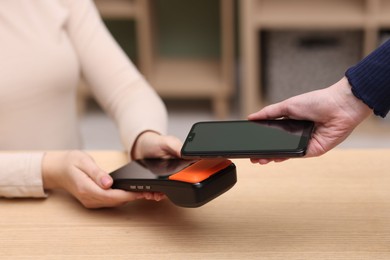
345, 39, 390, 118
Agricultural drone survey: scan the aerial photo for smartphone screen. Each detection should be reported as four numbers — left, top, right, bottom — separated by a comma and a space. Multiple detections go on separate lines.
181, 119, 314, 158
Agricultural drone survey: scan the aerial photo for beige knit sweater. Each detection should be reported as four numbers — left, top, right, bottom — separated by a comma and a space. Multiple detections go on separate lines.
0, 0, 167, 197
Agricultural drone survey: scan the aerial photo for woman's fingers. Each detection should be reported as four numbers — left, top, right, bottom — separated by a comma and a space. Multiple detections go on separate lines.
73, 152, 113, 189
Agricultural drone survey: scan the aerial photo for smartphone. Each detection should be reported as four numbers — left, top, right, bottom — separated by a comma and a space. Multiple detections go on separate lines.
181, 119, 314, 159
110, 158, 237, 208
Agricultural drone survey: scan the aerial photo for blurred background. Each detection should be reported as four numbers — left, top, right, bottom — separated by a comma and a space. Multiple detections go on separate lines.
80, 0, 390, 149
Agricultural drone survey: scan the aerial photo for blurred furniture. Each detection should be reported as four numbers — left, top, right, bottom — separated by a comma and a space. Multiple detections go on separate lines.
91, 0, 235, 119
1, 149, 390, 258
263, 30, 362, 103
240, 0, 390, 116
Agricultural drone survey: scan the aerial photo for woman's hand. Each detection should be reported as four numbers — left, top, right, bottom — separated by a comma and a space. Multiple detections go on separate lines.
248, 77, 372, 164
131, 131, 183, 160
42, 150, 164, 208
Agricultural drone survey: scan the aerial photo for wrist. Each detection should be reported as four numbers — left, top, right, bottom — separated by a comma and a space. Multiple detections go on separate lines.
131, 131, 160, 160
332, 77, 372, 123
42, 152, 61, 190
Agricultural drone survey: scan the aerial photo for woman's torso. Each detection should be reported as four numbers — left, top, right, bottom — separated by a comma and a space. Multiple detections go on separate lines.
0, 0, 82, 149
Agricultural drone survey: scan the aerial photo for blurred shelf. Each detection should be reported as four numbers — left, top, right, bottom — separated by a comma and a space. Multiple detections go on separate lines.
94, 0, 139, 19
142, 0, 235, 118
253, 0, 366, 29
149, 58, 223, 97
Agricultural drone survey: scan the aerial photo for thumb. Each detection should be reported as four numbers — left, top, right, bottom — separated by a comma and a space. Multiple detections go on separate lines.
162, 135, 183, 158
76, 154, 113, 189
248, 102, 287, 120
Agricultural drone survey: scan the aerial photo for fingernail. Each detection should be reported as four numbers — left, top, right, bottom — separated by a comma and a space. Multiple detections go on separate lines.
101, 176, 112, 187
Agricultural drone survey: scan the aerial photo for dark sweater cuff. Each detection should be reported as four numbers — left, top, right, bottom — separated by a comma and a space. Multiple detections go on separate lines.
345, 40, 390, 118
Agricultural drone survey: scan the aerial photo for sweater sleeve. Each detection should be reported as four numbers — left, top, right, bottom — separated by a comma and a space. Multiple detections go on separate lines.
0, 153, 46, 198
63, 0, 167, 151
345, 40, 390, 118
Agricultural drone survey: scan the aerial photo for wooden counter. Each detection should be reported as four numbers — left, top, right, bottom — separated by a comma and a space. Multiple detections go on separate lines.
1, 150, 390, 259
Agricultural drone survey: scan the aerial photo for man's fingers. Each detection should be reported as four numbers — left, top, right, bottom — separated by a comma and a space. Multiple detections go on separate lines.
248, 102, 288, 120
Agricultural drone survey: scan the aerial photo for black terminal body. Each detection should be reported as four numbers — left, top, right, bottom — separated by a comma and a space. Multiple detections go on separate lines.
110, 158, 237, 208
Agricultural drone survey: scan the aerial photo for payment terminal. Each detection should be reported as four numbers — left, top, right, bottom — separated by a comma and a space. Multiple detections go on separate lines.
110, 158, 237, 208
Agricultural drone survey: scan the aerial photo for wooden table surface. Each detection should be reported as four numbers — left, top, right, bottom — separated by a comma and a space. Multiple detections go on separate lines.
1, 150, 390, 259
